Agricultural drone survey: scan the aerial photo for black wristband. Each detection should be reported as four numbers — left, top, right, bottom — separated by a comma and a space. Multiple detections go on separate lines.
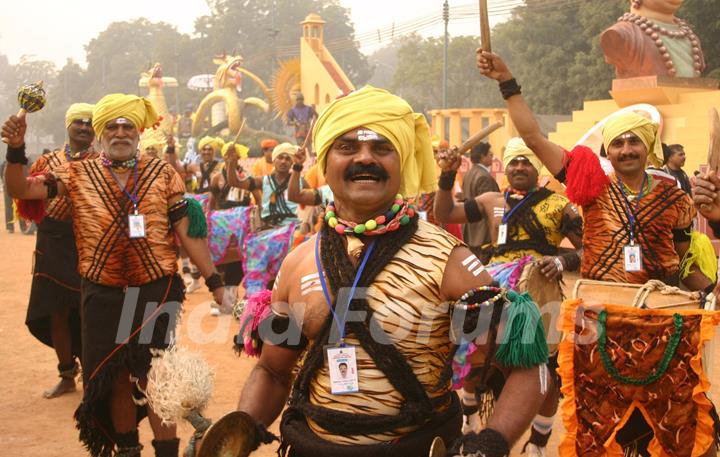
560, 251, 581, 272
438, 170, 457, 191
205, 272, 224, 292
449, 428, 510, 457
6, 144, 28, 165
292, 163, 303, 172
247, 178, 258, 192
166, 145, 176, 155
464, 198, 484, 223
499, 78, 522, 100
704, 283, 716, 295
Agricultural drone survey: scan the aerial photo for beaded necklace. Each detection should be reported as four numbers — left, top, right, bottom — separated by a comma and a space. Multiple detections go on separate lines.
100, 152, 138, 172
324, 194, 416, 236
619, 13, 703, 77
64, 144, 90, 161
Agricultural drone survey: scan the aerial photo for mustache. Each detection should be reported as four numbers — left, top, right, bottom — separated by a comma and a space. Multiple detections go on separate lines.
344, 163, 389, 181
617, 154, 640, 162
110, 139, 132, 146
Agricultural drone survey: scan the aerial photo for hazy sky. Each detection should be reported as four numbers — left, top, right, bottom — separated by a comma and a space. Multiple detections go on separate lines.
0, 0, 496, 67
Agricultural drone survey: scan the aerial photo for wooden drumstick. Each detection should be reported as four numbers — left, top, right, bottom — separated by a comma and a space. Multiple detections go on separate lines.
479, 0, 492, 53
457, 121, 504, 155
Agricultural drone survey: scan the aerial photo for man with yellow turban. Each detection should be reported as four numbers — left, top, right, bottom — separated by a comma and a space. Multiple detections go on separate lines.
434, 137, 583, 456
6, 102, 96, 401
2, 93, 224, 457
224, 141, 303, 299
234, 86, 550, 457
477, 52, 717, 456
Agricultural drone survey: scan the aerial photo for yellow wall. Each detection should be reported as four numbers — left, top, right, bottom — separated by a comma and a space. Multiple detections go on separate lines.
300, 33, 355, 114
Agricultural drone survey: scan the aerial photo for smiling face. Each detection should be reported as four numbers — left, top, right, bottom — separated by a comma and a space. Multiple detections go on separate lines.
200, 145, 215, 163
505, 156, 539, 191
67, 118, 95, 149
606, 131, 649, 177
101, 118, 139, 160
324, 128, 401, 219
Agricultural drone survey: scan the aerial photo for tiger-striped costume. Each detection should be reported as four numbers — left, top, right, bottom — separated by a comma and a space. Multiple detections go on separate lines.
306, 220, 459, 444
54, 154, 186, 287
579, 174, 693, 284
48, 154, 187, 457
26, 146, 97, 355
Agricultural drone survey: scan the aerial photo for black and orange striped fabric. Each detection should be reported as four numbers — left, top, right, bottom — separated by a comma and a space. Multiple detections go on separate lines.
30, 146, 98, 220
54, 155, 186, 287
581, 176, 694, 284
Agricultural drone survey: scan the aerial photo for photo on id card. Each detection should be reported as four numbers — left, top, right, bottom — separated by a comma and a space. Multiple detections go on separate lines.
327, 346, 359, 394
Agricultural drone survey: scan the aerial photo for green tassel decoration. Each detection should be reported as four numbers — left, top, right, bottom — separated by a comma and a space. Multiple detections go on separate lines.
185, 198, 208, 238
494, 290, 549, 368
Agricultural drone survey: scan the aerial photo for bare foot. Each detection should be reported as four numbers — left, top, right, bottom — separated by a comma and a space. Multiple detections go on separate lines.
43, 377, 76, 399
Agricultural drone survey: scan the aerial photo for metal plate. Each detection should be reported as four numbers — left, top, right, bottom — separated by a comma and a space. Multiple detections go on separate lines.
196, 411, 258, 457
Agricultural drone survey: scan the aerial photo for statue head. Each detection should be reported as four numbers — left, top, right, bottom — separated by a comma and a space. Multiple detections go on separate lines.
630, 0, 682, 20
213, 54, 244, 90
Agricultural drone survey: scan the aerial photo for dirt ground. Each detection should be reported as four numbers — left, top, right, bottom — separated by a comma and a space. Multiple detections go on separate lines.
2, 195, 719, 456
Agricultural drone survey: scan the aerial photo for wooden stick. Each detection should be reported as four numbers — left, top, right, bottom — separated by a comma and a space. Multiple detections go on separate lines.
457, 121, 504, 155
707, 107, 720, 172
300, 118, 316, 152
479, 0, 492, 52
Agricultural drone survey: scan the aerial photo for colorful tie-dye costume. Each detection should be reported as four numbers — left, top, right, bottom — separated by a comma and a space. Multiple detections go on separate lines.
242, 221, 299, 295
206, 206, 253, 265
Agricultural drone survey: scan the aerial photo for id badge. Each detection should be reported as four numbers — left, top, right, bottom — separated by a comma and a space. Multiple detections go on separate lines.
128, 213, 146, 239
497, 224, 508, 245
227, 187, 240, 202
326, 345, 359, 394
623, 244, 642, 272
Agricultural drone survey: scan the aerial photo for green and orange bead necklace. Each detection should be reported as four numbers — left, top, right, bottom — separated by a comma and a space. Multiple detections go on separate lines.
325, 194, 416, 236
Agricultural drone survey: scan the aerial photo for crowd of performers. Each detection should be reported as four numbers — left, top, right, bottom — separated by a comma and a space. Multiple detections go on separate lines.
4, 47, 720, 457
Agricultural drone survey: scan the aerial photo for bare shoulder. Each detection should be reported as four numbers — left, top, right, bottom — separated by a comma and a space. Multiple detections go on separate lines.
441, 245, 493, 301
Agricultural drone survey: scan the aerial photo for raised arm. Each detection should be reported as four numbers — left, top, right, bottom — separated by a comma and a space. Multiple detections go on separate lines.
288, 147, 318, 206
163, 135, 186, 178
476, 50, 565, 176
434, 147, 477, 223
2, 115, 66, 200
225, 144, 261, 191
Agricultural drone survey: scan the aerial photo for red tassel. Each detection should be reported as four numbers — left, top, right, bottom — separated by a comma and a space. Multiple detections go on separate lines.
16, 198, 46, 224
16, 171, 51, 224
564, 145, 610, 206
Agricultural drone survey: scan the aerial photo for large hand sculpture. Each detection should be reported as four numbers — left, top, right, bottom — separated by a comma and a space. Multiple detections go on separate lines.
601, 0, 705, 78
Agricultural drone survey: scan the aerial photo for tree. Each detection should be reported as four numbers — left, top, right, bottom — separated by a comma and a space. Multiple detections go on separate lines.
197, 0, 370, 98
390, 34, 503, 113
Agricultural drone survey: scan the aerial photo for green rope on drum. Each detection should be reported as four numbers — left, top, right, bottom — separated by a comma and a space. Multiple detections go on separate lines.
597, 310, 683, 386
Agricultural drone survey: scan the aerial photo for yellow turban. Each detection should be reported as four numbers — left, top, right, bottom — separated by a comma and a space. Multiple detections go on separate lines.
272, 142, 297, 161
313, 85, 436, 197
222, 142, 249, 160
602, 111, 663, 168
197, 136, 225, 153
502, 137, 543, 173
140, 131, 166, 154
65, 103, 94, 129
92, 94, 160, 139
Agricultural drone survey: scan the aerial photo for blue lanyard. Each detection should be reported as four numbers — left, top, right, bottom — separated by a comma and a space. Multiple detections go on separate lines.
501, 189, 535, 224
107, 160, 140, 211
617, 173, 648, 244
314, 232, 376, 342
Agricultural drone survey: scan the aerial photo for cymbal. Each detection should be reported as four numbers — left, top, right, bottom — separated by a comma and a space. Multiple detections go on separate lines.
196, 411, 258, 457
429, 436, 446, 457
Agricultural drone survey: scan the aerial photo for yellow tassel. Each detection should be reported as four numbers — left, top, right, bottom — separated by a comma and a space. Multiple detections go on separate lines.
680, 231, 718, 282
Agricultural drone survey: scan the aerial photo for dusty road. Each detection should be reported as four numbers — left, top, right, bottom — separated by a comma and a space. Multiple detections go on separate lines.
2, 196, 718, 456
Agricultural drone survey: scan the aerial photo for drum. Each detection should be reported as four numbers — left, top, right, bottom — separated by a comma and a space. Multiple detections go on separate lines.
515, 261, 564, 355
572, 278, 716, 311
